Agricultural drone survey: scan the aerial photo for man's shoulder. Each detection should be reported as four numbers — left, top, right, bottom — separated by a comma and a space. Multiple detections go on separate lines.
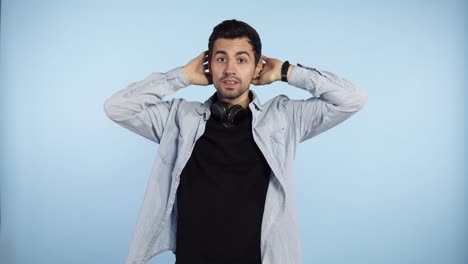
167, 97, 205, 108
164, 97, 207, 118
261, 94, 292, 109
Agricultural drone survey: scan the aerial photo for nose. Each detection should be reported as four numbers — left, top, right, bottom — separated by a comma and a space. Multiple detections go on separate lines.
223, 60, 236, 76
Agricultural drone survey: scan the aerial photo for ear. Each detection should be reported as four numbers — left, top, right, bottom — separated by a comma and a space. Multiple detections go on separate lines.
254, 57, 263, 76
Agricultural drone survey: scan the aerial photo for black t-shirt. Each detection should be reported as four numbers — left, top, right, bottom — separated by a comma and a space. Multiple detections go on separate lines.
175, 108, 271, 264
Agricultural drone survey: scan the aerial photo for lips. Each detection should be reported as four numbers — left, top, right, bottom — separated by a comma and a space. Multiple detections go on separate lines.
221, 78, 240, 88
222, 79, 239, 84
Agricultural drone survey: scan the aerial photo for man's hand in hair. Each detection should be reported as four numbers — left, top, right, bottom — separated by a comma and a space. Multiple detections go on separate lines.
182, 51, 213, 85
251, 55, 294, 85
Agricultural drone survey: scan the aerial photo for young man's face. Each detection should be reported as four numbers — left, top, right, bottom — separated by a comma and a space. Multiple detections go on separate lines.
209, 37, 262, 106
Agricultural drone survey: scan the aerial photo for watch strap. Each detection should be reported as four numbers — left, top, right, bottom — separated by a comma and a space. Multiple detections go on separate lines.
281, 60, 290, 82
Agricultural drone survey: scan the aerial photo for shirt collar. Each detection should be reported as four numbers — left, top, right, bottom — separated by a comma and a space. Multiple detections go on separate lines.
195, 90, 263, 115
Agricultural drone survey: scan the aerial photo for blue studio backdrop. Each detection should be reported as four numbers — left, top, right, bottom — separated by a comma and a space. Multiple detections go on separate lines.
1, 0, 467, 263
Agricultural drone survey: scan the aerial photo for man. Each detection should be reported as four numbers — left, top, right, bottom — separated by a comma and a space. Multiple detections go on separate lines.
104, 19, 367, 264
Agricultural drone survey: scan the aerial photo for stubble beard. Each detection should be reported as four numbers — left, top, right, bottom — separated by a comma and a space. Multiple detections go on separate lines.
219, 88, 247, 100
215, 73, 256, 102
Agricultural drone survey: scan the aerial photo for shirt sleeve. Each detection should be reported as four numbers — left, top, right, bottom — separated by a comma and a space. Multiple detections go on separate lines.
103, 66, 189, 143
285, 64, 368, 143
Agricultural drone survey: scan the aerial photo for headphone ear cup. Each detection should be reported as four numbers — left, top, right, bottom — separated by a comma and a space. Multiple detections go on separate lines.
210, 102, 229, 121
227, 105, 248, 125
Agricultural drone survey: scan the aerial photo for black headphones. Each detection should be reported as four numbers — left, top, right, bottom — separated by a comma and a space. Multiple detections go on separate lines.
209, 92, 251, 125
210, 102, 248, 125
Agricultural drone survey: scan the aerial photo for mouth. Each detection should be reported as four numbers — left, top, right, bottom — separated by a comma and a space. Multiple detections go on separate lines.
221, 79, 240, 88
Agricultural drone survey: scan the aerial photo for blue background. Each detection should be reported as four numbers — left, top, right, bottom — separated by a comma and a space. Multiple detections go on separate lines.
1, 0, 467, 263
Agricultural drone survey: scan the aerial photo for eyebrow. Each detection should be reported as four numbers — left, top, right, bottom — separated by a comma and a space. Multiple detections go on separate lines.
214, 50, 251, 58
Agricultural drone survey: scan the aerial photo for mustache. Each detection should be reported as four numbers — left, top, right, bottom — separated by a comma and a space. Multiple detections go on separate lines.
220, 76, 241, 82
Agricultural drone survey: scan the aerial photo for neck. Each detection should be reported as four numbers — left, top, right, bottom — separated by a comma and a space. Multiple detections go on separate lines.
216, 92, 251, 109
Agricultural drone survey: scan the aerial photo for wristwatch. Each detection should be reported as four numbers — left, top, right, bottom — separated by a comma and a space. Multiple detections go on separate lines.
281, 61, 290, 82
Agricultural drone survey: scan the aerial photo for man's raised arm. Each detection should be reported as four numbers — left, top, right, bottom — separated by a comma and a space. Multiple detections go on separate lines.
286, 64, 367, 142
103, 52, 210, 143
252, 56, 368, 143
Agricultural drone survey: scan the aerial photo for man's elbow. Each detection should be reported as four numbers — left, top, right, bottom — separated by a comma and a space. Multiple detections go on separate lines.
340, 88, 368, 112
103, 97, 124, 122
354, 89, 368, 110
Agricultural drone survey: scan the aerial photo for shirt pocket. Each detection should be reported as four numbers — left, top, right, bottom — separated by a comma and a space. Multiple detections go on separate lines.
269, 127, 287, 161
268, 127, 287, 179
270, 127, 286, 146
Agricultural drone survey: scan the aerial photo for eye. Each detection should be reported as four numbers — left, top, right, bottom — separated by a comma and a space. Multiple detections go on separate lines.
238, 58, 247, 64
216, 57, 226, 63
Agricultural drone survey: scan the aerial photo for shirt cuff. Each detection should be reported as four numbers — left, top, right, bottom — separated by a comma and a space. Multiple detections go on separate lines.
288, 64, 318, 87
165, 66, 190, 90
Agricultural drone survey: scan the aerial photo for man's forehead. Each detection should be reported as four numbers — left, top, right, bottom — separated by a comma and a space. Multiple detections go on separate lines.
212, 37, 254, 54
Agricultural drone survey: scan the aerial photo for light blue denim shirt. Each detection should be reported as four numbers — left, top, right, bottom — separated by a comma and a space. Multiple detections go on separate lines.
104, 64, 367, 264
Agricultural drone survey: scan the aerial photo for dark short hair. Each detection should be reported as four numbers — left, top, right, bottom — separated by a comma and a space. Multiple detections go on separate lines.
208, 19, 262, 64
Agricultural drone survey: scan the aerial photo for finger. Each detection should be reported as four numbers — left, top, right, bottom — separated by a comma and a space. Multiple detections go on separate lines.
197, 51, 207, 62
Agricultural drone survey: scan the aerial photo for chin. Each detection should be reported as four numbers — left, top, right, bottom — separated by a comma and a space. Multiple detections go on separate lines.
218, 91, 239, 100
214, 84, 248, 101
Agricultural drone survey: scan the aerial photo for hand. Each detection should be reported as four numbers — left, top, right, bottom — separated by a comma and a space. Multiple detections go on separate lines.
182, 51, 213, 85
251, 55, 282, 85
251, 55, 294, 86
